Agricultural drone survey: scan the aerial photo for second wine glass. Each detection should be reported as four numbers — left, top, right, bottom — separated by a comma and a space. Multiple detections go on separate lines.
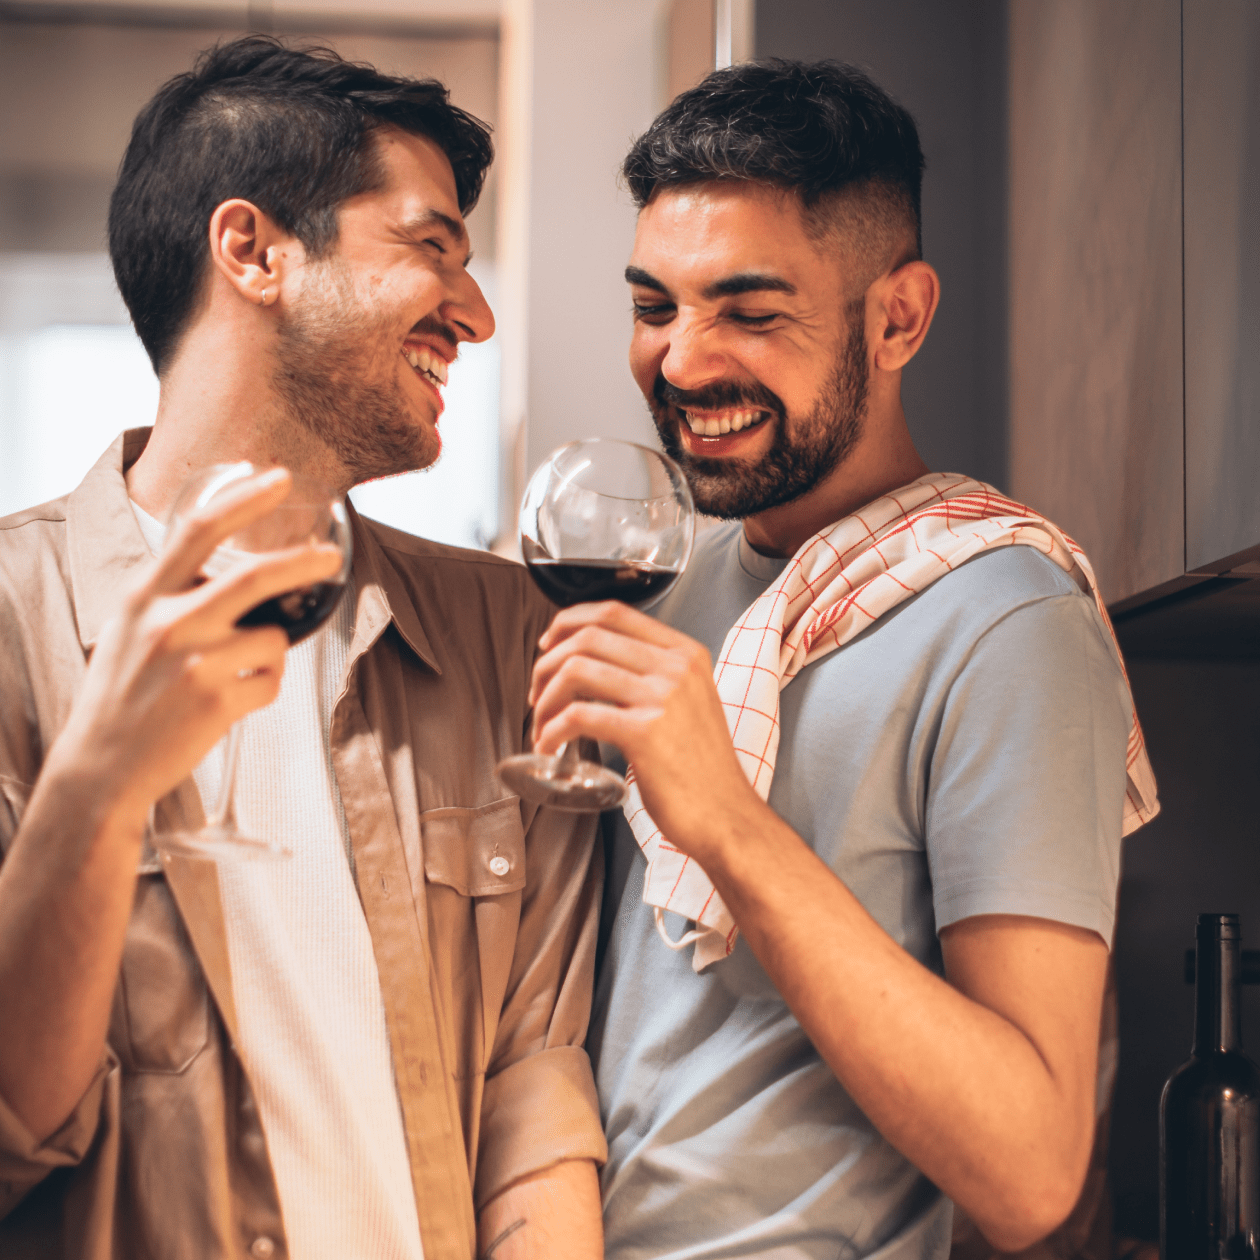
498, 438, 694, 812
151, 463, 352, 861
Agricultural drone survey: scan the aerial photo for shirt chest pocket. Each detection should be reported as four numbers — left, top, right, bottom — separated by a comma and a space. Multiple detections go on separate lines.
421, 797, 527, 897
110, 870, 212, 1074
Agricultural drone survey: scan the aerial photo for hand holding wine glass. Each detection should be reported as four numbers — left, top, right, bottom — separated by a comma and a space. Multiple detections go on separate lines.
149, 463, 352, 860
498, 439, 694, 811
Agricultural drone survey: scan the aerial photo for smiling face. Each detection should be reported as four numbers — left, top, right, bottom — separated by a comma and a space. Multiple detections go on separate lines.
274, 127, 494, 485
628, 181, 872, 519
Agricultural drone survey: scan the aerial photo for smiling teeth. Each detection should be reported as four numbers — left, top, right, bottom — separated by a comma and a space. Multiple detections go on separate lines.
684, 408, 765, 436
405, 346, 448, 386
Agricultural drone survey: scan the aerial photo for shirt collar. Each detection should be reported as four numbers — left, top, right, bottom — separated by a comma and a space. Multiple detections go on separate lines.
345, 500, 442, 675
66, 428, 154, 651
65, 426, 441, 675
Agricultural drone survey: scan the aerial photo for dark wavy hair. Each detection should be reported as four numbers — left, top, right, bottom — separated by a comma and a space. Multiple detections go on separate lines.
624, 59, 924, 272
109, 36, 494, 374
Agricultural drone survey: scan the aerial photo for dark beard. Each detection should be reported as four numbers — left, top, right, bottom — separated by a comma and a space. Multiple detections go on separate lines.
652, 306, 869, 519
273, 261, 451, 484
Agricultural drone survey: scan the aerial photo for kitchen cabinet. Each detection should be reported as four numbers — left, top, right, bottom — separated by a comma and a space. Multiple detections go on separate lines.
1009, 0, 1260, 608
1184, 0, 1260, 578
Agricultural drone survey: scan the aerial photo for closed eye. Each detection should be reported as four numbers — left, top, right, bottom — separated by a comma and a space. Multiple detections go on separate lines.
728, 312, 780, 327
632, 302, 675, 323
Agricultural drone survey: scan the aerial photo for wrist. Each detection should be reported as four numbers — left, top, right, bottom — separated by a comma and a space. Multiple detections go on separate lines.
682, 784, 775, 876
35, 738, 151, 852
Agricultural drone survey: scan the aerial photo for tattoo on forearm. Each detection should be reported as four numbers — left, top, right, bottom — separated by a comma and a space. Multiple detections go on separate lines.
480, 1217, 526, 1259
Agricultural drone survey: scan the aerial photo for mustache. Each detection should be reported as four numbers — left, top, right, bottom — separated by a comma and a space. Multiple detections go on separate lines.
409, 313, 460, 357
652, 373, 785, 418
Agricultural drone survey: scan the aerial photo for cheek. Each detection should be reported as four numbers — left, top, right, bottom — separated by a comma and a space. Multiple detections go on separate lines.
380, 267, 445, 322
738, 340, 827, 413
628, 325, 665, 392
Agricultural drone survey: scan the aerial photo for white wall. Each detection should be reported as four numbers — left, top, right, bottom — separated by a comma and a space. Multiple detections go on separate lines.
498, 0, 666, 486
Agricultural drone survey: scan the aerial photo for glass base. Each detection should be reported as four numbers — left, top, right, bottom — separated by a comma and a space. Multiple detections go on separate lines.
497, 753, 628, 812
150, 824, 292, 862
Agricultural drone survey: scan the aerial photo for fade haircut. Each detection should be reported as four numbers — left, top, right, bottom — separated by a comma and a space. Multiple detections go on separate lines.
623, 59, 924, 294
109, 36, 493, 374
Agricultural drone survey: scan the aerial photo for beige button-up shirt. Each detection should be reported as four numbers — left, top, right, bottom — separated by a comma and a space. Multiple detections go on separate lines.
0, 431, 606, 1259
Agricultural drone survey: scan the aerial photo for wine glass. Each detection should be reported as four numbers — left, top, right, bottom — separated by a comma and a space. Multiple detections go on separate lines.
497, 438, 695, 811
151, 463, 353, 861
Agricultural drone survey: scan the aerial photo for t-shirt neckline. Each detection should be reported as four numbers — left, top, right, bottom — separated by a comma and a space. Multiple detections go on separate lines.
737, 528, 791, 583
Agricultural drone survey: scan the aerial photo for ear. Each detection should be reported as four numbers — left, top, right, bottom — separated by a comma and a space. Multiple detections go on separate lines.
869, 260, 940, 373
207, 199, 298, 308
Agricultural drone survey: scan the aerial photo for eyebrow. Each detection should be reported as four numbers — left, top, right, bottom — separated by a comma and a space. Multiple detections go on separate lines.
625, 265, 796, 300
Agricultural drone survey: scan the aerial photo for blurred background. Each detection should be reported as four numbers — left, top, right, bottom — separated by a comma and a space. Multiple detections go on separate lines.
1, 0, 1257, 1246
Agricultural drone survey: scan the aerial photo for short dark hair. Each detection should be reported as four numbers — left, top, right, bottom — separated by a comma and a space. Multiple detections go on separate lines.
624, 59, 924, 282
109, 36, 494, 373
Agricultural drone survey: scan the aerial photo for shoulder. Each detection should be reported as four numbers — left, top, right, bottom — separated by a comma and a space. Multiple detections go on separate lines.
0, 497, 68, 532
889, 544, 1101, 654
808, 544, 1124, 724
0, 499, 75, 790
925, 544, 1084, 614
0, 497, 71, 597
365, 515, 526, 577
0, 498, 70, 556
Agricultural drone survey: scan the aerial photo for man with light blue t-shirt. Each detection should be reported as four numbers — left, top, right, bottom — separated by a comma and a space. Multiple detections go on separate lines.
526, 61, 1159, 1260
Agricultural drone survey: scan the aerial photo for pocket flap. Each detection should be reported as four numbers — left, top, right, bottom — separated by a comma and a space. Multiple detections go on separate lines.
422, 797, 526, 897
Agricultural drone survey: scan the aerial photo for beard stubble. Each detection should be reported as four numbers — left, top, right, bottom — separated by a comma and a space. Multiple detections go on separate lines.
272, 259, 447, 485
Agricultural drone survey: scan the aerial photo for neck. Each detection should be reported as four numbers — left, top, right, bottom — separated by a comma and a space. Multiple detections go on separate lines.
1195, 915, 1243, 1056
126, 320, 347, 519
741, 390, 930, 558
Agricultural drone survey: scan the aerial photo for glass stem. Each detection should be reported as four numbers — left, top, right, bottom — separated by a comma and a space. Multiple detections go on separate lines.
556, 740, 582, 776
208, 722, 244, 831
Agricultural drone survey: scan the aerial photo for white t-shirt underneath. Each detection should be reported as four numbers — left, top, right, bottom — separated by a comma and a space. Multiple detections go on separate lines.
132, 501, 424, 1260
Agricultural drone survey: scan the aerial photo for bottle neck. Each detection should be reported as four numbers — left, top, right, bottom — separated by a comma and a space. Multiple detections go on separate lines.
1195, 922, 1243, 1055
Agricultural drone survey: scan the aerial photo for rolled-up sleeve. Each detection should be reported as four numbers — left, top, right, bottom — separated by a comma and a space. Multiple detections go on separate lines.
474, 795, 607, 1208
0, 768, 110, 1217
0, 739, 116, 1216
0, 1051, 114, 1218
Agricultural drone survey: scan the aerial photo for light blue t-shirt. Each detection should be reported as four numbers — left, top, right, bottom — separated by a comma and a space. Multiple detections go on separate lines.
588, 521, 1132, 1260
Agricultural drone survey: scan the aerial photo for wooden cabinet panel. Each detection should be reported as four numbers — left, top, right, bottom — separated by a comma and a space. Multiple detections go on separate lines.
1184, 0, 1260, 574
1008, 0, 1184, 604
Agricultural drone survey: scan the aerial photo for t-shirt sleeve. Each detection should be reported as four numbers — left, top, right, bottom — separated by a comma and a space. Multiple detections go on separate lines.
924, 590, 1131, 946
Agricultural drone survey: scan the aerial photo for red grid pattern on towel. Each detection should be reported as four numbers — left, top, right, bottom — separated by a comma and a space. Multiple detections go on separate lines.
624, 472, 1160, 972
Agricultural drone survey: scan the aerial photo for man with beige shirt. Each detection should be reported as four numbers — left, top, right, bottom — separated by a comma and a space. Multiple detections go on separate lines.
0, 37, 604, 1260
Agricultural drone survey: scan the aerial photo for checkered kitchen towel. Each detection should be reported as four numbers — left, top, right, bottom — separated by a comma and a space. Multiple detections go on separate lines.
623, 471, 1160, 971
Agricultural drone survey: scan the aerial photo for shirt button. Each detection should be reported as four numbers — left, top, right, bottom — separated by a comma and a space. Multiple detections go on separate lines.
250, 1237, 276, 1259
488, 855, 511, 877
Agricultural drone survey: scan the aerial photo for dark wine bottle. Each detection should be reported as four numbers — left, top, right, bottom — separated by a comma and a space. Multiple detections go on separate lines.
1161, 913, 1260, 1260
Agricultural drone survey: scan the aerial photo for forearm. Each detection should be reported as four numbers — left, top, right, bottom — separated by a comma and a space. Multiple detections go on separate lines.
0, 751, 145, 1142
477, 1159, 603, 1260
701, 802, 1099, 1249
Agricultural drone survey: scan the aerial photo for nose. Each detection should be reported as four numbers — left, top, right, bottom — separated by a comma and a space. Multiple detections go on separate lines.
659, 311, 727, 392
444, 267, 495, 345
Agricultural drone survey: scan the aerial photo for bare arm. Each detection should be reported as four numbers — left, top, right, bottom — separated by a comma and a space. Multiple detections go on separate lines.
0, 471, 341, 1142
526, 601, 1108, 1252
477, 1159, 603, 1260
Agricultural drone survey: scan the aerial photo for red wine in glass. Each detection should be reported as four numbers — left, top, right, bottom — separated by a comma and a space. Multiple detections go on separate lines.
236, 580, 349, 644
521, 546, 681, 610
150, 464, 352, 860
498, 439, 694, 812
